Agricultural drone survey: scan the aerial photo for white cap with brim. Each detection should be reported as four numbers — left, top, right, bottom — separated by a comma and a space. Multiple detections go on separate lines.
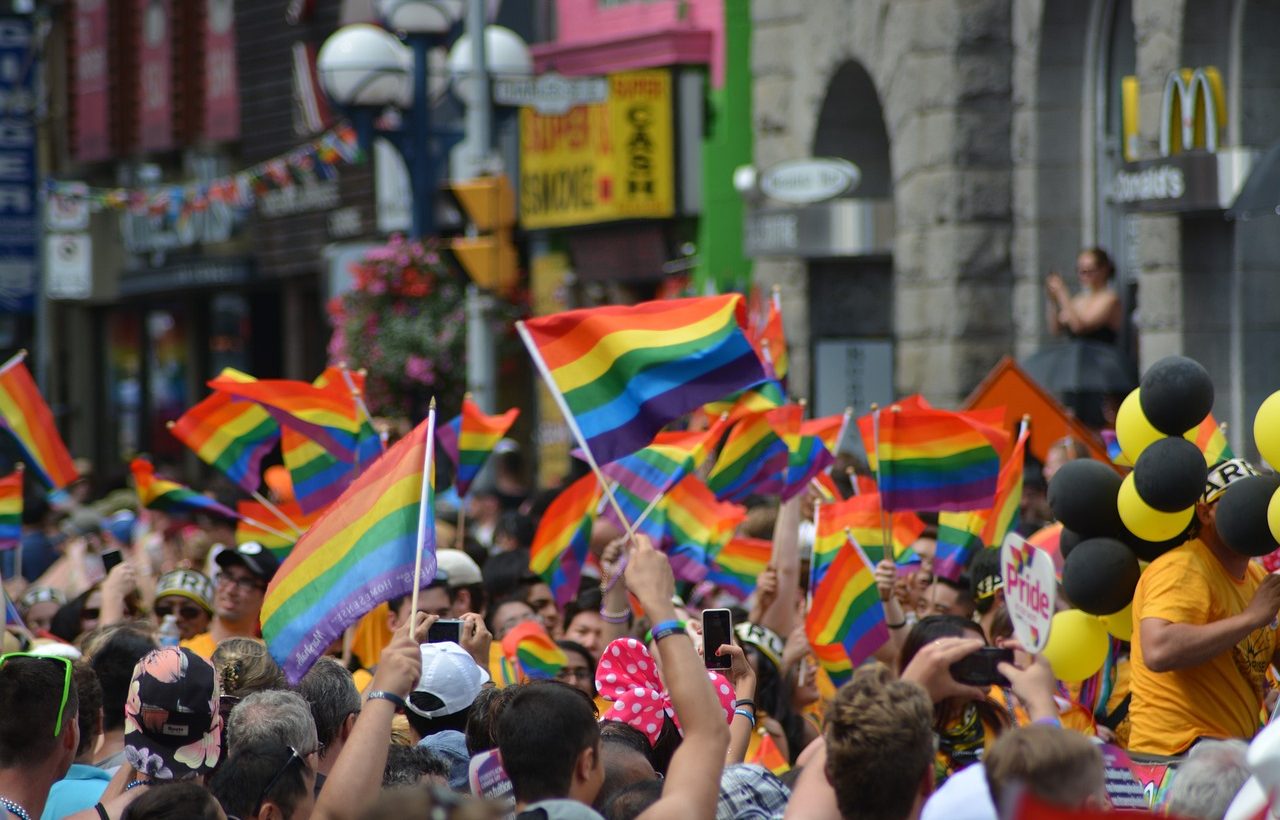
435, 549, 483, 588
407, 641, 489, 719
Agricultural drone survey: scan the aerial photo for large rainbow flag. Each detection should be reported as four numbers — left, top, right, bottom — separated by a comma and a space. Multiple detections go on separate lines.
436, 396, 520, 498
529, 473, 602, 607
208, 371, 366, 465
872, 404, 1007, 512
0, 354, 78, 490
262, 413, 437, 683
0, 469, 21, 550
806, 531, 887, 677
706, 405, 799, 501
130, 458, 239, 520
707, 536, 772, 600
517, 295, 768, 466
169, 388, 279, 494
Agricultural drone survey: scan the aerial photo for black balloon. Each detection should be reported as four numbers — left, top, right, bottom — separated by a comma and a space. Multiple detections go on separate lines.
1062, 537, 1141, 616
1215, 475, 1280, 557
1059, 527, 1083, 560
1120, 524, 1189, 563
1047, 459, 1124, 538
1139, 356, 1214, 436
1133, 437, 1209, 512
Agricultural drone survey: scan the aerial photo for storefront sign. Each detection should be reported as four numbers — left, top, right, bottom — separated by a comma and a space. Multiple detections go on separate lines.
118, 257, 252, 296
73, 0, 111, 162
744, 199, 893, 258
495, 71, 608, 116
0, 17, 37, 313
1159, 67, 1224, 157
760, 158, 860, 205
203, 0, 240, 142
46, 182, 90, 231
137, 0, 174, 152
256, 178, 339, 218
518, 69, 674, 230
1111, 152, 1220, 212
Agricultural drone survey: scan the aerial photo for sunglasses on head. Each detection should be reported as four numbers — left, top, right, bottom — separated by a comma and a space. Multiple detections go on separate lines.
251, 746, 303, 819
155, 603, 204, 620
0, 653, 73, 737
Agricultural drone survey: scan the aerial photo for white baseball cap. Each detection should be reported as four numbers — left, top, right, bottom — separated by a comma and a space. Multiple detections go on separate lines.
435, 549, 483, 588
407, 641, 490, 718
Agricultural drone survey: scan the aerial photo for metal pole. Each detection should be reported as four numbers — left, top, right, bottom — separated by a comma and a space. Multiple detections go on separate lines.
463, 0, 496, 411
409, 35, 433, 239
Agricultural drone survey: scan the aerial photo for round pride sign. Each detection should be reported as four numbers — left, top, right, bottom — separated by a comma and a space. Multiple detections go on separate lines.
1000, 532, 1056, 654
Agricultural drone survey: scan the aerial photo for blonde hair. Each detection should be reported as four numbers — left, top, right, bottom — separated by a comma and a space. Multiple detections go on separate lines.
211, 637, 285, 698
984, 724, 1104, 812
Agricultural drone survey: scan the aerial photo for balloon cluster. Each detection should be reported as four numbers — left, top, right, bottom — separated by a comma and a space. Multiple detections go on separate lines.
1041, 356, 1218, 681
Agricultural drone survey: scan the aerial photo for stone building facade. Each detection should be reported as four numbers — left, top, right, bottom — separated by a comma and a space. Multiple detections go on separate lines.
749, 0, 1280, 455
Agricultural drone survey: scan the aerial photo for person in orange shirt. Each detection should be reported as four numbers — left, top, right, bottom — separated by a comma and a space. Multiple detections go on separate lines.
1129, 459, 1280, 756
181, 542, 279, 659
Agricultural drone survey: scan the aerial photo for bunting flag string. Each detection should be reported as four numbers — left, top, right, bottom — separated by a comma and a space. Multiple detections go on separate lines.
44, 124, 361, 220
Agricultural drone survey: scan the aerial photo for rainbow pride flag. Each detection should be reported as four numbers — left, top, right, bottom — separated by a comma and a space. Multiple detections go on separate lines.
282, 428, 353, 515
437, 396, 520, 498
809, 641, 853, 688
708, 536, 772, 600
806, 533, 887, 673
169, 387, 279, 494
0, 354, 78, 490
702, 380, 786, 425
935, 510, 987, 582
502, 621, 566, 682
781, 433, 836, 501
312, 366, 383, 467
802, 412, 849, 455
662, 475, 746, 562
236, 499, 321, 560
130, 458, 239, 520
529, 473, 601, 607
706, 405, 800, 501
814, 493, 926, 574
262, 412, 437, 683
208, 371, 365, 465
747, 731, 791, 776
518, 295, 768, 466
761, 289, 788, 383
0, 469, 21, 550
980, 426, 1029, 548
872, 405, 1007, 512
1190, 413, 1233, 465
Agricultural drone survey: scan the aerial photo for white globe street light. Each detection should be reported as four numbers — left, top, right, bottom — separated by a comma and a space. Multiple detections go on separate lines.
447, 25, 533, 107
316, 23, 411, 109
376, 0, 465, 35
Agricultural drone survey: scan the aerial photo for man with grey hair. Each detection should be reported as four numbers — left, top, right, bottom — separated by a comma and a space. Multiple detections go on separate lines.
295, 657, 362, 776
1162, 739, 1251, 820
227, 689, 320, 760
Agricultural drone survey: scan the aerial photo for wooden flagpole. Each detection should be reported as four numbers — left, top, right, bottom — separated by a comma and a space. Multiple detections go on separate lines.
409, 400, 437, 619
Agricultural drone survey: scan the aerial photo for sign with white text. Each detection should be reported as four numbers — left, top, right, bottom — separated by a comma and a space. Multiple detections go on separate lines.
1000, 532, 1055, 653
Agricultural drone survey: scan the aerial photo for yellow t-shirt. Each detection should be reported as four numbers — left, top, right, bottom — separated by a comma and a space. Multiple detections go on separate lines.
1129, 538, 1277, 755
181, 632, 218, 660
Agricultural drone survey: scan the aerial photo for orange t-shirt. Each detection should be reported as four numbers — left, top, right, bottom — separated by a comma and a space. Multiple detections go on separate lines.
1129, 538, 1276, 755
180, 632, 218, 660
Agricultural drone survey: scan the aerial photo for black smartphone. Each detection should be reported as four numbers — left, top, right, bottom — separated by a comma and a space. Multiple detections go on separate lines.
701, 608, 733, 670
101, 548, 124, 572
949, 647, 1014, 687
426, 619, 463, 644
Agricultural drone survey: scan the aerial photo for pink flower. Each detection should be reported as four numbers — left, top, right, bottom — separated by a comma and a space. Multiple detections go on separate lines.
405, 355, 436, 385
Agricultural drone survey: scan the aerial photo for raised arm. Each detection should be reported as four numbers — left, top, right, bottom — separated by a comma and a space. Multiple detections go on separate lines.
1141, 571, 1280, 673
626, 537, 730, 820
761, 495, 802, 636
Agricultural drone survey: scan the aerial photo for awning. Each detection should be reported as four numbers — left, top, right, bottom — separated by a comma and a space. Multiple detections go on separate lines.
1227, 139, 1280, 219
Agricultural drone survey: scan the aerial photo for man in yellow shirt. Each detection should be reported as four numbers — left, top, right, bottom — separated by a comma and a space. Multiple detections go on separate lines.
181, 542, 280, 659
1130, 459, 1280, 755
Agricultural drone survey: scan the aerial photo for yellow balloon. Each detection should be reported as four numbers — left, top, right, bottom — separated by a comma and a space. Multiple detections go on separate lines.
1042, 609, 1110, 682
1118, 473, 1195, 542
1268, 486, 1280, 545
1099, 602, 1133, 642
1116, 389, 1163, 465
1254, 390, 1280, 468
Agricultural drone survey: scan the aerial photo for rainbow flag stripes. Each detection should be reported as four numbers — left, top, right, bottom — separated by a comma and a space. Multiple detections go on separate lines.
706, 406, 796, 501
0, 469, 21, 550
1191, 414, 1233, 465
873, 405, 1007, 512
262, 414, 437, 684
781, 433, 836, 501
809, 641, 854, 687
437, 397, 520, 498
518, 295, 768, 466
208, 371, 366, 465
708, 536, 772, 600
236, 499, 320, 560
169, 388, 279, 493
935, 510, 987, 582
0, 354, 78, 490
702, 380, 786, 425
980, 426, 1029, 548
130, 458, 239, 520
815, 493, 925, 572
502, 621, 566, 681
530, 473, 601, 607
806, 533, 887, 674
662, 475, 746, 561
282, 428, 352, 515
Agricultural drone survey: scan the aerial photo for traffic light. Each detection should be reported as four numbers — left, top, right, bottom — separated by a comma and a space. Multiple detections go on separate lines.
446, 175, 519, 295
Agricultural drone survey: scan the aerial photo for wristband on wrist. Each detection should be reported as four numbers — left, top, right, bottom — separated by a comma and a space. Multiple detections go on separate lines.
599, 608, 631, 624
1033, 715, 1062, 728
885, 620, 907, 629
733, 708, 756, 728
646, 619, 687, 644
365, 690, 407, 711
733, 698, 755, 709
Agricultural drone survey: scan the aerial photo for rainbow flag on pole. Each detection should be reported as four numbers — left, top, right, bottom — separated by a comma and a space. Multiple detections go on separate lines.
708, 536, 772, 600
437, 396, 520, 498
706, 405, 800, 501
236, 499, 321, 560
282, 428, 352, 515
529, 473, 602, 607
806, 531, 887, 674
935, 510, 988, 582
1190, 413, 1233, 465
0, 353, 78, 490
662, 475, 746, 555
702, 380, 786, 425
262, 412, 437, 684
781, 433, 836, 501
169, 388, 279, 494
979, 425, 1029, 548
208, 372, 366, 465
517, 295, 768, 466
872, 405, 1007, 512
130, 458, 239, 520
813, 493, 925, 575
0, 469, 21, 550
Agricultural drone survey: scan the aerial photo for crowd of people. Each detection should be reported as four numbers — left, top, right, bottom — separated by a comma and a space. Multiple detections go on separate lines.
1, 434, 1276, 820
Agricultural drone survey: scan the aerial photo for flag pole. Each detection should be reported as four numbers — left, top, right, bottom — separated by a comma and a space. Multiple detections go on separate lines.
455, 504, 467, 550
0, 349, 26, 379
339, 362, 385, 454
872, 405, 894, 565
240, 515, 296, 544
409, 400, 437, 620
249, 490, 302, 535
516, 322, 636, 541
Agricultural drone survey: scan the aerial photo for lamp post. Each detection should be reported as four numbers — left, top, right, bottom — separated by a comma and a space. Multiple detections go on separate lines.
316, 1, 530, 410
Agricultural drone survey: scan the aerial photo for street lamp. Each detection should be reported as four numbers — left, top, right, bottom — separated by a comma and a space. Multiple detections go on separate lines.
316, 0, 531, 410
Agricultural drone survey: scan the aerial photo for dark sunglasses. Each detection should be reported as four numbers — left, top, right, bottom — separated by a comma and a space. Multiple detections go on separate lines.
155, 603, 204, 620
251, 746, 303, 818
0, 653, 73, 737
